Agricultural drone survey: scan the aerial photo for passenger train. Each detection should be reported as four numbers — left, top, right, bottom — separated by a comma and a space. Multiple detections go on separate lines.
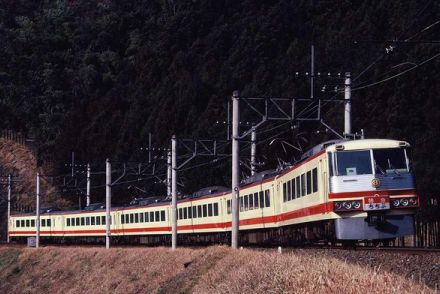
8, 139, 419, 245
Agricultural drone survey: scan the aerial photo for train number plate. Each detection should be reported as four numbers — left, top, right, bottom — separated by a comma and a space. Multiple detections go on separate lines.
363, 195, 390, 211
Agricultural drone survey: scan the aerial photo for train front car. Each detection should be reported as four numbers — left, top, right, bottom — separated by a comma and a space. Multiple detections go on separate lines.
327, 139, 419, 241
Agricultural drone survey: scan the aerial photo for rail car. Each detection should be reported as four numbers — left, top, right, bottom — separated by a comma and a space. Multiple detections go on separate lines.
8, 139, 419, 245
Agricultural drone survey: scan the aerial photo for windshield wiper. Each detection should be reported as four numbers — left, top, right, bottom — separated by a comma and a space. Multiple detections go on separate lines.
375, 162, 386, 176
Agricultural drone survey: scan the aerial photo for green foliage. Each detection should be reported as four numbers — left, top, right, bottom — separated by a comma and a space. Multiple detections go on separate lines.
0, 0, 439, 205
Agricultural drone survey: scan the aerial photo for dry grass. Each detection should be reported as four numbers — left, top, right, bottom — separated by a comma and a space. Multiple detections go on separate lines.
0, 246, 438, 294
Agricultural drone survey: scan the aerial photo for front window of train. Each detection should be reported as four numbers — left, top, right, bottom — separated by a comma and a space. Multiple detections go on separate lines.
373, 148, 409, 174
335, 150, 372, 176
331, 148, 410, 176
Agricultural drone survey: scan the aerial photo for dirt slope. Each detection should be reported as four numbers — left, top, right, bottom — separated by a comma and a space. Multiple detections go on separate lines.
0, 246, 438, 294
0, 138, 68, 208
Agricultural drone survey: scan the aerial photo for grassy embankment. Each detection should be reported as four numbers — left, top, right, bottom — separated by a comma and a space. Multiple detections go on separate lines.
0, 246, 438, 293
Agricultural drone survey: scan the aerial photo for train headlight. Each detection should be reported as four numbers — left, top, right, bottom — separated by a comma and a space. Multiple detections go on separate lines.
391, 199, 400, 207
333, 200, 363, 212
391, 197, 419, 208
334, 202, 342, 210
400, 198, 409, 206
409, 198, 418, 206
343, 201, 352, 210
352, 201, 361, 209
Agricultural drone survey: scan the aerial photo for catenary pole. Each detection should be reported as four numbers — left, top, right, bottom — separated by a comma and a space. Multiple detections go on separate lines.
171, 135, 177, 249
86, 164, 91, 207
7, 174, 11, 243
167, 149, 172, 197
231, 91, 240, 249
344, 72, 352, 136
36, 173, 40, 248
250, 125, 257, 176
105, 159, 111, 249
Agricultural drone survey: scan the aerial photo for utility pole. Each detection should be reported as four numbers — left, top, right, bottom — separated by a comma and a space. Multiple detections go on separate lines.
7, 174, 11, 243
250, 126, 257, 176
105, 159, 111, 249
171, 136, 177, 250
36, 173, 40, 248
231, 90, 240, 249
344, 72, 352, 136
167, 149, 172, 197
86, 164, 91, 207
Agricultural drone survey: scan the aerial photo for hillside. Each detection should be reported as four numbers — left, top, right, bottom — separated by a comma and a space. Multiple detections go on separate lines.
0, 246, 438, 293
0, 138, 70, 240
0, 0, 439, 202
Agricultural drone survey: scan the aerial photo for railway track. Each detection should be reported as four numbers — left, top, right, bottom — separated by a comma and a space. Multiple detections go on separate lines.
273, 245, 440, 254
1, 241, 439, 253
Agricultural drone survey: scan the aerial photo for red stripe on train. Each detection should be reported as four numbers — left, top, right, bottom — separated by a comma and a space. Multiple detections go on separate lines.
9, 203, 333, 235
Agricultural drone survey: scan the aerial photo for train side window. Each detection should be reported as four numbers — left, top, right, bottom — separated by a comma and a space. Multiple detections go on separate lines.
161, 210, 165, 221
155, 211, 159, 222
121, 215, 124, 224
16, 220, 20, 227
208, 204, 213, 216
265, 190, 271, 207
76, 217, 80, 226
287, 181, 292, 201
31, 219, 35, 227
125, 214, 129, 224
296, 176, 301, 197
214, 203, 219, 216
301, 174, 306, 196
47, 219, 51, 227
67, 219, 70, 227
249, 195, 254, 210
328, 152, 334, 176
86, 217, 90, 225
145, 212, 149, 222
239, 197, 243, 212
227, 200, 231, 214
178, 208, 182, 220
150, 211, 154, 222
27, 219, 31, 227
202, 205, 207, 217
91, 217, 95, 225
259, 192, 264, 208
283, 182, 287, 202
184, 207, 188, 219
140, 212, 144, 222
306, 171, 312, 195
21, 220, 25, 227
244, 195, 249, 211
254, 193, 259, 208
292, 179, 296, 200
81, 217, 85, 226
312, 168, 318, 193
197, 205, 202, 218
135, 213, 139, 223
129, 214, 133, 223
193, 206, 197, 218
97, 216, 101, 225
102, 216, 106, 225
188, 206, 192, 218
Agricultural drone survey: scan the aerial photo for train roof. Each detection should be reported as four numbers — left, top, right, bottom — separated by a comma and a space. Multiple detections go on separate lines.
325, 138, 410, 152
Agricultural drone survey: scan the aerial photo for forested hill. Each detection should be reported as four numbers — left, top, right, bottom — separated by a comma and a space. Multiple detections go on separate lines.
0, 0, 439, 199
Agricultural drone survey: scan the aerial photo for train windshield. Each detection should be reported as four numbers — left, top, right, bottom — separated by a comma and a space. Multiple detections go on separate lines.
335, 150, 372, 176
373, 148, 408, 174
